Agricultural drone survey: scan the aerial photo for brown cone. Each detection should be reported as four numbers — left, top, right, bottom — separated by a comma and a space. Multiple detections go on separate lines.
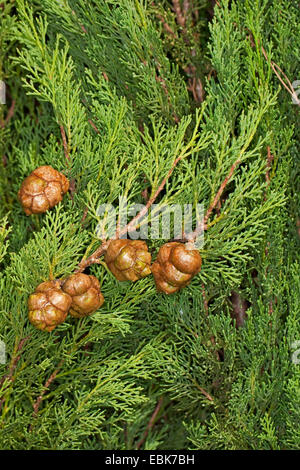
18, 165, 69, 215
28, 280, 72, 332
104, 239, 151, 282
151, 242, 202, 294
62, 273, 104, 318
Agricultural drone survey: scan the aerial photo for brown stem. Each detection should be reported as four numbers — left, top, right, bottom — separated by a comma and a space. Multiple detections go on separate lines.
29, 360, 64, 432
185, 158, 241, 242
202, 284, 208, 316
88, 119, 100, 134
0, 335, 31, 411
261, 45, 300, 106
155, 73, 169, 97
136, 397, 164, 450
182, 0, 190, 17
204, 159, 240, 225
76, 153, 185, 272
155, 12, 176, 37
60, 124, 76, 197
247, 35, 300, 104
80, 206, 89, 228
201, 285, 220, 360
193, 381, 214, 402
121, 154, 184, 236
265, 145, 274, 185
75, 241, 109, 273
297, 219, 300, 239
60, 125, 70, 163
187, 76, 205, 103
0, 99, 16, 128
172, 0, 186, 28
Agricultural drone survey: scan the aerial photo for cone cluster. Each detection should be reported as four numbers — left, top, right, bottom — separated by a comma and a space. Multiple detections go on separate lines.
104, 239, 151, 281
28, 274, 104, 332
62, 274, 104, 318
18, 165, 69, 215
28, 281, 72, 332
151, 242, 202, 294
21, 167, 203, 332
104, 239, 202, 294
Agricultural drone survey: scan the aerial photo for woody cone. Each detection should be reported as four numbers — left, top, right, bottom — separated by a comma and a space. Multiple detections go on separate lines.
151, 241, 202, 294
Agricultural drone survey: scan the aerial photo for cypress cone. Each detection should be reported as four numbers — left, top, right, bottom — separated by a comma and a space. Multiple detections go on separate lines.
28, 280, 72, 332
104, 239, 151, 281
151, 242, 202, 294
62, 273, 104, 318
18, 165, 69, 215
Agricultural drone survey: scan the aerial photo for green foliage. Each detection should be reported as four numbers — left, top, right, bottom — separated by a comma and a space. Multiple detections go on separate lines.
0, 0, 299, 450
150, 0, 210, 104
0, 215, 11, 266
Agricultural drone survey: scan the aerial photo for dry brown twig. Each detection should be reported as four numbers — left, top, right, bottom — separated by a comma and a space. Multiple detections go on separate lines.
60, 124, 76, 197
88, 119, 100, 134
265, 145, 274, 186
264, 145, 274, 204
261, 45, 300, 106
80, 206, 89, 228
230, 291, 248, 328
193, 380, 214, 402
0, 335, 31, 411
76, 152, 188, 273
183, 157, 241, 242
203, 159, 240, 227
154, 1, 205, 104
0, 99, 16, 129
77, 150, 242, 272
247, 34, 299, 106
29, 359, 64, 432
136, 397, 164, 449
60, 125, 70, 163
172, 0, 186, 28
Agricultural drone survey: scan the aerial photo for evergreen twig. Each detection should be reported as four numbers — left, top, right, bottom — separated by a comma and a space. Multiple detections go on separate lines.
60, 125, 70, 163
136, 397, 164, 449
183, 158, 241, 242
261, 45, 300, 106
172, 0, 186, 28
0, 335, 31, 411
192, 379, 214, 402
29, 359, 64, 432
76, 150, 188, 272
60, 124, 76, 197
0, 99, 15, 128
88, 119, 100, 134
